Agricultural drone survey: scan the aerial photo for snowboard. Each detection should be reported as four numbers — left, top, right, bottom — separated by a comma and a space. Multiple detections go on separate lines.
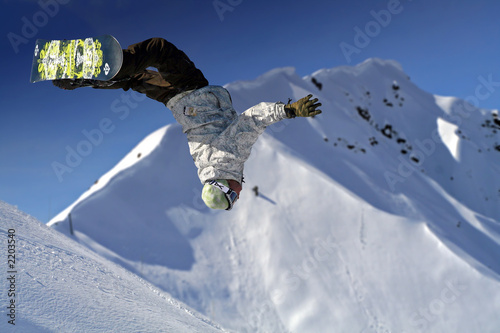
30, 35, 123, 83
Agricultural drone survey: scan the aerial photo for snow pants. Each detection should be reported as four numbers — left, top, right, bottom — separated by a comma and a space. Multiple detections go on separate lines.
100, 38, 209, 104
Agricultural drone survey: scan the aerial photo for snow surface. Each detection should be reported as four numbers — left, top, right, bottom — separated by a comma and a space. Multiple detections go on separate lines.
10, 58, 500, 332
0, 201, 225, 332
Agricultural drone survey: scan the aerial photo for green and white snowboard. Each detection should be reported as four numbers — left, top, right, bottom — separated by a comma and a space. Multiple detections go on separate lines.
30, 34, 123, 83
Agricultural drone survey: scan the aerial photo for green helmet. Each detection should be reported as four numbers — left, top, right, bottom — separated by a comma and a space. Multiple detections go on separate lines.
201, 179, 238, 210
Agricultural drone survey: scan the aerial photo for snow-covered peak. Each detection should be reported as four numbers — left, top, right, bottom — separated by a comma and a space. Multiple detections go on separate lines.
309, 57, 405, 80
50, 126, 170, 224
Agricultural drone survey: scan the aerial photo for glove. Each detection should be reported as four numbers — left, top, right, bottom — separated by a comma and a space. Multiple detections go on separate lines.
284, 94, 322, 118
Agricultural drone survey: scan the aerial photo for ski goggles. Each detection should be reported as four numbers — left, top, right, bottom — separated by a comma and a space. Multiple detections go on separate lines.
207, 180, 239, 210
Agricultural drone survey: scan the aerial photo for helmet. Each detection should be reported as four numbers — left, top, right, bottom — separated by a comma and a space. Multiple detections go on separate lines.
201, 179, 239, 210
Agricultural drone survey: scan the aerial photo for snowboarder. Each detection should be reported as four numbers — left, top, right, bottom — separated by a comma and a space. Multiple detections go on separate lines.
53, 38, 322, 210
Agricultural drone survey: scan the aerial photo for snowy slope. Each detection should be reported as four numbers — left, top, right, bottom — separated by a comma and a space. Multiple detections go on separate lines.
47, 59, 500, 332
0, 200, 225, 332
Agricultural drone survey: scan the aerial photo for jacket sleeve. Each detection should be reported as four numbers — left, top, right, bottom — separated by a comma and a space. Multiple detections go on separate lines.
238, 102, 288, 128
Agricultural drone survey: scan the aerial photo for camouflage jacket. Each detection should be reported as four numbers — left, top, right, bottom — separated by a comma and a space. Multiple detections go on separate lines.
167, 86, 286, 184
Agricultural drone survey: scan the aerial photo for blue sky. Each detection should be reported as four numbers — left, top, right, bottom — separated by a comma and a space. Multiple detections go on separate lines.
2, 0, 500, 222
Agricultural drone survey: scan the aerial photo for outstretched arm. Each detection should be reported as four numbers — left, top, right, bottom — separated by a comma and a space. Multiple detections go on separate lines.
195, 94, 322, 183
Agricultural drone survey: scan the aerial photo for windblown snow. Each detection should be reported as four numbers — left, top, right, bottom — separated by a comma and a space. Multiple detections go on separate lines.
4, 58, 500, 332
